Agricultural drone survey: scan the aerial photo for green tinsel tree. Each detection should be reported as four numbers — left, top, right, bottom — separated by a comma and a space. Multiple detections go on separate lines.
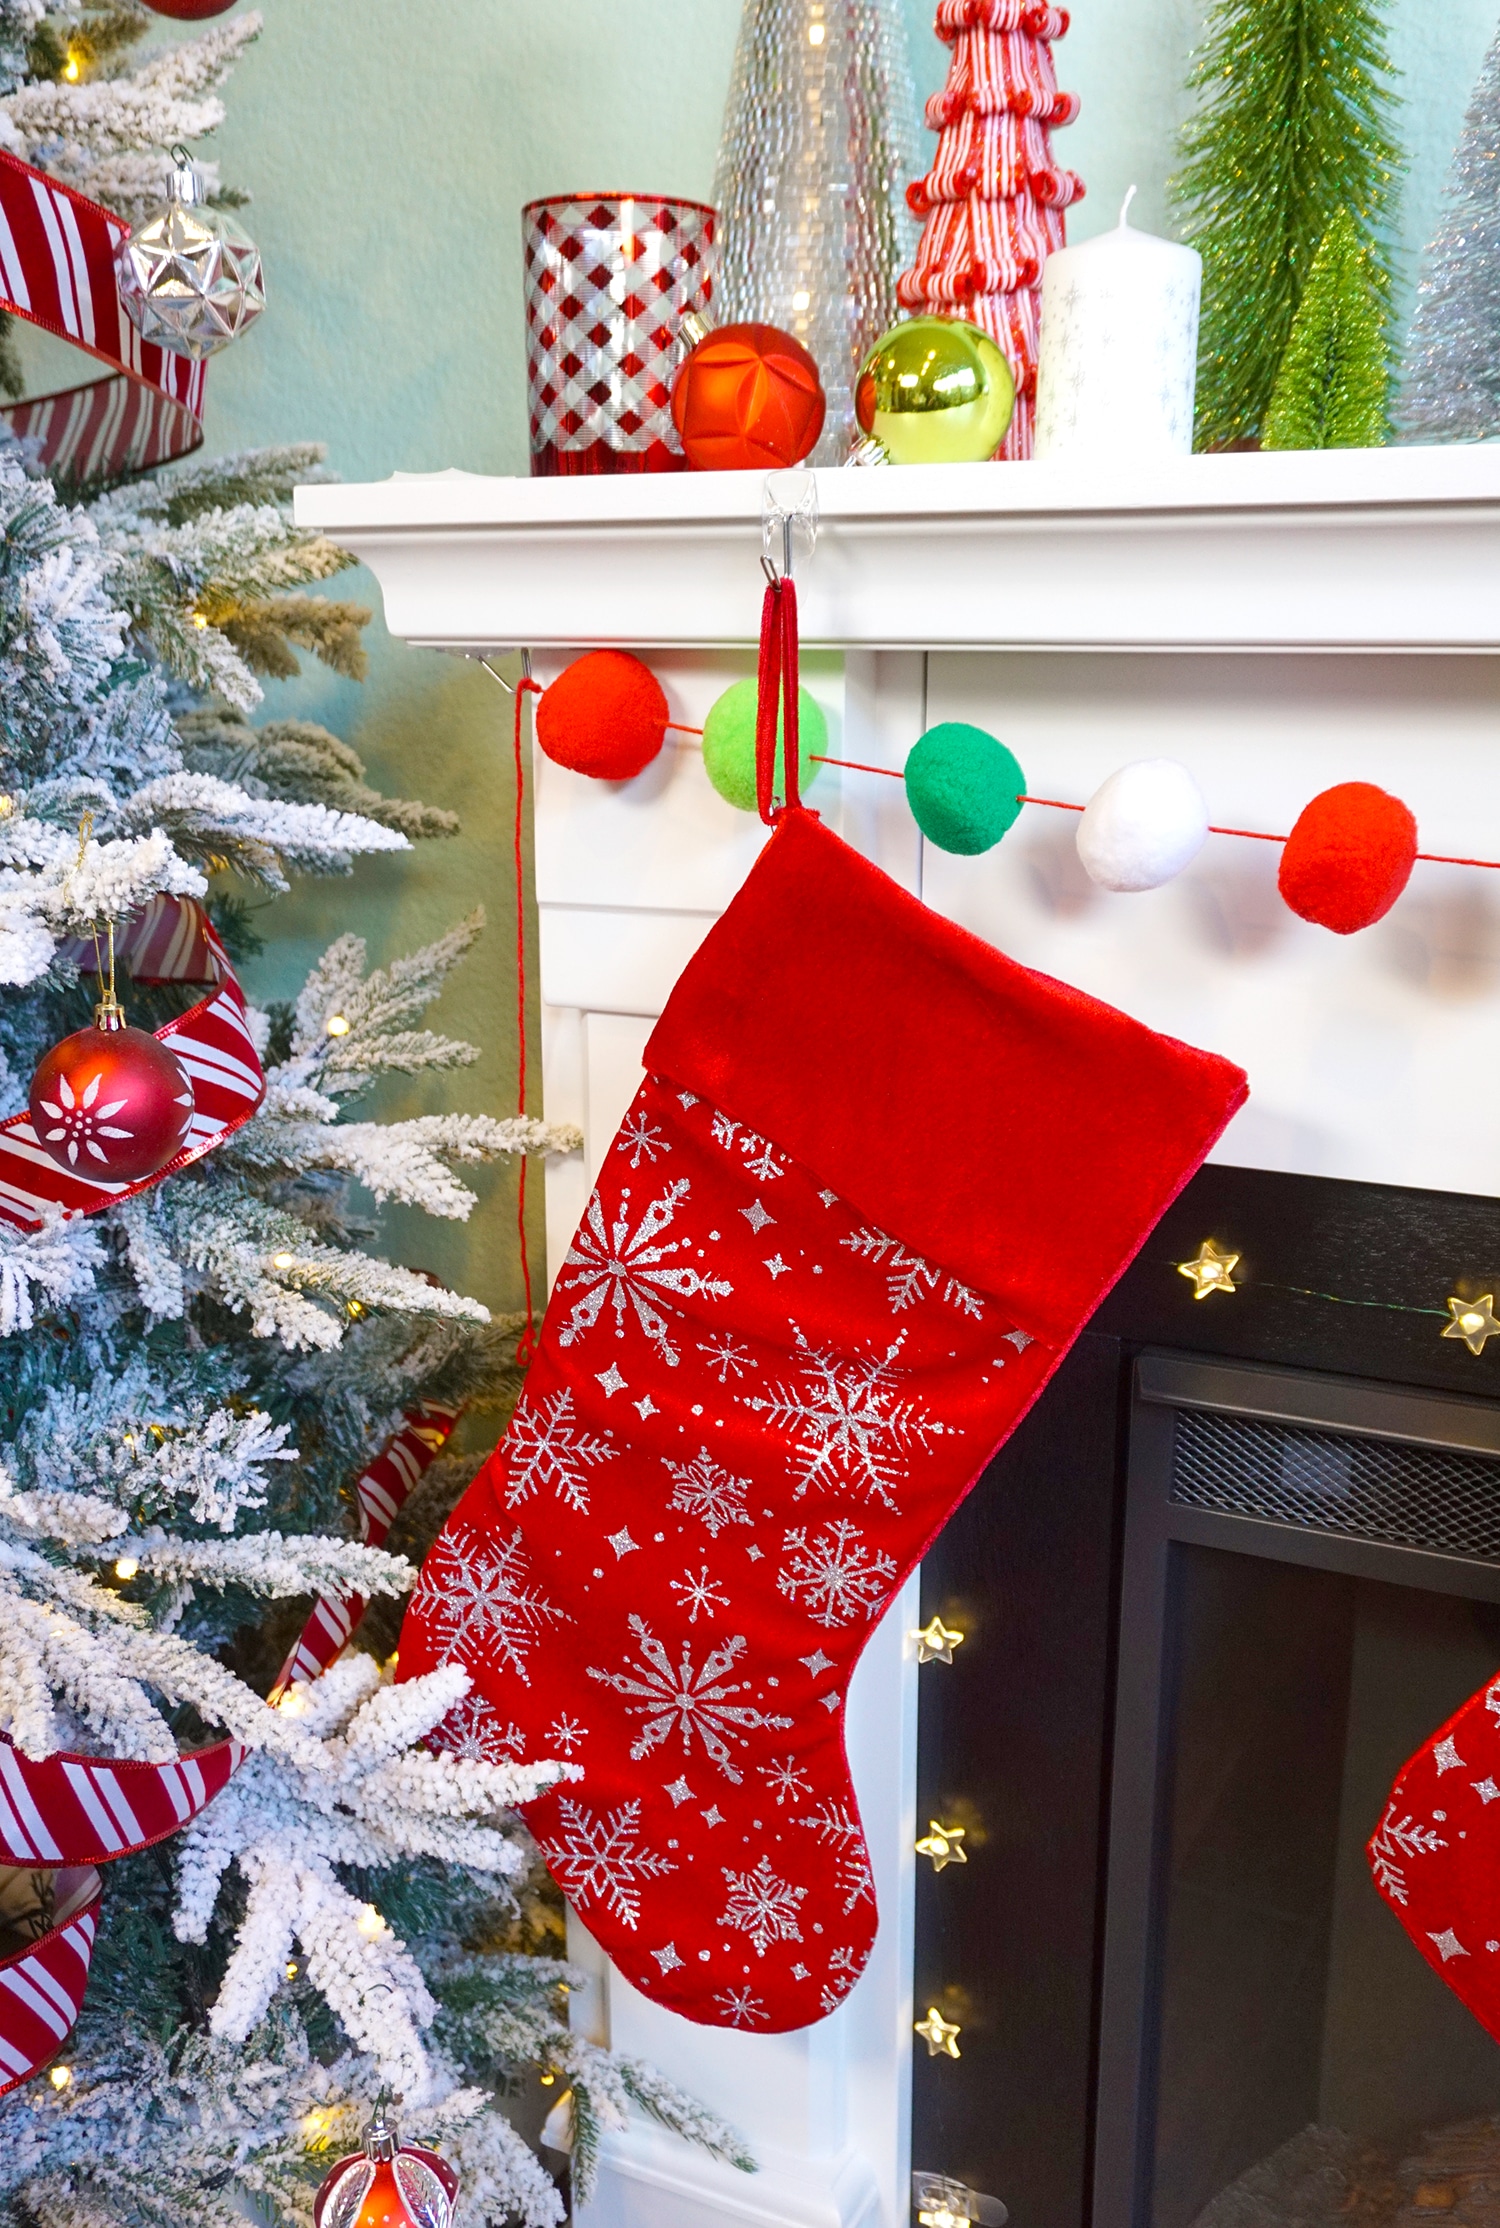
1262, 207, 1389, 448
1172, 0, 1402, 450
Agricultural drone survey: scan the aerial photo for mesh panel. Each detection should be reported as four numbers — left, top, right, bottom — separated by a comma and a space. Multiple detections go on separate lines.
1170, 1408, 1500, 1562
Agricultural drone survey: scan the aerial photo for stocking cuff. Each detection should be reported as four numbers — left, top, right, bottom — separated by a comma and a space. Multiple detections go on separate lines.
646, 811, 1248, 1348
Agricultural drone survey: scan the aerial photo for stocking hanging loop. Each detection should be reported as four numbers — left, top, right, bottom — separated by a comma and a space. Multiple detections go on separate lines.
755, 471, 817, 829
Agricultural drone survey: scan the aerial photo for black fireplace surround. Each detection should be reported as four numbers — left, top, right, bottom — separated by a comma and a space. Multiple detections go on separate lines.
912, 1163, 1500, 2228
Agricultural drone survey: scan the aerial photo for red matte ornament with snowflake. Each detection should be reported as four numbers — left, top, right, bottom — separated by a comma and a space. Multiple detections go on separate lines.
29, 999, 194, 1183
399, 802, 1246, 2031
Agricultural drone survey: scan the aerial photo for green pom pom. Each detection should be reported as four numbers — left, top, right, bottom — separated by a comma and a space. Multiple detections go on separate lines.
903, 722, 1025, 855
702, 678, 826, 814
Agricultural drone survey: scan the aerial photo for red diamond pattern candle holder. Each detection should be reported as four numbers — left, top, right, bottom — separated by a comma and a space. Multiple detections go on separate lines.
523, 193, 716, 476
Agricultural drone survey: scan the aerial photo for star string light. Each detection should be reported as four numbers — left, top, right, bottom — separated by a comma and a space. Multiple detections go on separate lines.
1177, 1239, 1240, 1299
915, 2006, 962, 2058
915, 1821, 968, 1872
1443, 1293, 1500, 1355
913, 1615, 965, 1665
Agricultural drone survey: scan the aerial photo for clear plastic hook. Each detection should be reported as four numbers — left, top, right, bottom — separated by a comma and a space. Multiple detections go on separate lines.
761, 468, 819, 581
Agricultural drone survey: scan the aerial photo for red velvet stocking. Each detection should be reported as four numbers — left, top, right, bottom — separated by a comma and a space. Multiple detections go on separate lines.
399, 811, 1246, 2031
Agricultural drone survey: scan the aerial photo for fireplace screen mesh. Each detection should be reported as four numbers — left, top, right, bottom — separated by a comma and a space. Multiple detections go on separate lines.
1170, 1408, 1500, 1562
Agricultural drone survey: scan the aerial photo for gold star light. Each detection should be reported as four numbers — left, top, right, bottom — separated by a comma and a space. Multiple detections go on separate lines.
913, 1616, 965, 1665
1177, 1239, 1240, 1300
914, 2006, 962, 2058
1444, 1294, 1500, 1355
915, 1822, 968, 1872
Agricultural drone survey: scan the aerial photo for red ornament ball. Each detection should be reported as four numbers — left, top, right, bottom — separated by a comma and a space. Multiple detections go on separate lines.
535, 649, 670, 781
314, 2119, 459, 2228
139, 0, 237, 16
1278, 781, 1418, 934
671, 322, 826, 471
29, 1017, 194, 1183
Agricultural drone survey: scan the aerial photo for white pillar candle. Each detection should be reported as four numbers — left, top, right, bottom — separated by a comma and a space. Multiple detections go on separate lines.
1034, 188, 1202, 461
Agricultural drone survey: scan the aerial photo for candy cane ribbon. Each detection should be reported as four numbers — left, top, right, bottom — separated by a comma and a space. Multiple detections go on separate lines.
0, 149, 205, 484
0, 1734, 246, 2097
273, 1399, 460, 1697
0, 894, 266, 1233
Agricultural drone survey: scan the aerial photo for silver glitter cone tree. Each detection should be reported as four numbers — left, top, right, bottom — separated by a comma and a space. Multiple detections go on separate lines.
1397, 20, 1500, 442
712, 0, 923, 462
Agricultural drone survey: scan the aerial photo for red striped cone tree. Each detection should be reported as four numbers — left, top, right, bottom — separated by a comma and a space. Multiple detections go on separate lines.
898, 0, 1084, 458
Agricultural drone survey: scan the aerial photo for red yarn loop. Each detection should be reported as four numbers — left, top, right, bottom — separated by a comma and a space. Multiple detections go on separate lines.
1278, 781, 1418, 935
535, 649, 668, 782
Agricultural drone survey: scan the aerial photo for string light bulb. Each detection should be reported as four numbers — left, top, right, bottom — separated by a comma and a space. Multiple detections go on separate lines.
190, 610, 208, 630
49, 2063, 72, 2089
62, 52, 80, 81
915, 1821, 968, 1872
325, 1013, 351, 1037
1176, 1238, 1240, 1299
285, 1959, 299, 1979
272, 1251, 296, 1270
1444, 1293, 1500, 1355
354, 1903, 386, 1939
913, 1615, 965, 1665
914, 2006, 962, 2058
113, 1556, 139, 1582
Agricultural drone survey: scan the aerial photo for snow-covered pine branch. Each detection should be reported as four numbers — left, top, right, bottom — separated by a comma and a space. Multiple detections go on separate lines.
283, 914, 488, 1094
0, 1206, 102, 1329
117, 771, 410, 885
232, 1111, 581, 1220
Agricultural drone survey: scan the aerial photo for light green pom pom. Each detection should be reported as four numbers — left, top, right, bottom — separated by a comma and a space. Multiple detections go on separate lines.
702, 678, 826, 814
903, 722, 1025, 855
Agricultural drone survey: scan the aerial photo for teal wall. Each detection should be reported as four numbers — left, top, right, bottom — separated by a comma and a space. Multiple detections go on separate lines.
169, 0, 1498, 1311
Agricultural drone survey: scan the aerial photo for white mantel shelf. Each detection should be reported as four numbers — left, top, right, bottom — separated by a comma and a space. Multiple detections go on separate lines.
295, 444, 1500, 655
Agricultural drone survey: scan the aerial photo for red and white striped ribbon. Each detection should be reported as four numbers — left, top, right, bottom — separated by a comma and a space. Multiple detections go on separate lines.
0, 1892, 99, 2097
273, 1400, 460, 1697
0, 149, 205, 483
0, 1735, 246, 1871
0, 896, 266, 1233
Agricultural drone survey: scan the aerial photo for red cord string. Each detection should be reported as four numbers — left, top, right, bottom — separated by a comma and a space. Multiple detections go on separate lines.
514, 675, 543, 1366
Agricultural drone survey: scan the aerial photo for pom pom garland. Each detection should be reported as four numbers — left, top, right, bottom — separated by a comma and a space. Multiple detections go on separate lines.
904, 723, 1026, 855
702, 676, 826, 814
1076, 760, 1210, 891
1278, 781, 1418, 934
534, 649, 670, 781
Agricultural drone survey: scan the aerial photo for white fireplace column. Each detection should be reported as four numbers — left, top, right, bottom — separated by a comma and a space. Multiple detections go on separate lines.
296, 447, 1500, 2228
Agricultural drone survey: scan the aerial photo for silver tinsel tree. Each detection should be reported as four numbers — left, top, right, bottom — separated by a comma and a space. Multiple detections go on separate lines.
1397, 20, 1500, 441
712, 0, 923, 462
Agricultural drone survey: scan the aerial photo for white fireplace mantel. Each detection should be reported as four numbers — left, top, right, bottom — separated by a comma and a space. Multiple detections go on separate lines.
296, 449, 1500, 2228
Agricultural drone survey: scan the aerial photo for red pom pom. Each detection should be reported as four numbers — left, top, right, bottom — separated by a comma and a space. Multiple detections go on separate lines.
1278, 781, 1418, 934
535, 650, 669, 781
29, 1020, 194, 1182
139, 0, 236, 14
670, 323, 826, 471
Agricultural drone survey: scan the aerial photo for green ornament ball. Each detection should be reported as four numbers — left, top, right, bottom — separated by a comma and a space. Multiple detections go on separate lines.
702, 678, 826, 814
903, 722, 1026, 855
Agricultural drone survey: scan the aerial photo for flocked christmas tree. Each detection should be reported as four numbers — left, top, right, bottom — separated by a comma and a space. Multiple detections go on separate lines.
0, 6, 750, 2223
1262, 207, 1389, 449
1396, 20, 1500, 442
1173, 0, 1401, 450
897, 0, 1084, 460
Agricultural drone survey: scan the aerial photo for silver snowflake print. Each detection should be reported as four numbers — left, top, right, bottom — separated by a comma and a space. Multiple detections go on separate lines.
671, 1564, 730, 1623
621, 1109, 669, 1167
715, 1985, 769, 2027
698, 1331, 753, 1384
840, 1226, 983, 1320
794, 1799, 874, 1914
1369, 1802, 1448, 1906
710, 1110, 786, 1181
436, 1691, 525, 1763
557, 1178, 731, 1365
720, 1854, 807, 1956
546, 1796, 674, 1929
739, 1321, 952, 1510
410, 1522, 567, 1684
586, 1614, 790, 1782
759, 1754, 813, 1807
664, 1446, 754, 1537
777, 1519, 897, 1628
547, 1713, 586, 1755
501, 1385, 617, 1514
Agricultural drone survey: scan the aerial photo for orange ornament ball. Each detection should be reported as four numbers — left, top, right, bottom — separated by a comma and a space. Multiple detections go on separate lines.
535, 649, 669, 781
670, 322, 826, 471
1278, 781, 1418, 934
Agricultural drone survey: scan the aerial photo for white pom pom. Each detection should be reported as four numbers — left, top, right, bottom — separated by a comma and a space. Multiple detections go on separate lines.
1076, 759, 1209, 892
